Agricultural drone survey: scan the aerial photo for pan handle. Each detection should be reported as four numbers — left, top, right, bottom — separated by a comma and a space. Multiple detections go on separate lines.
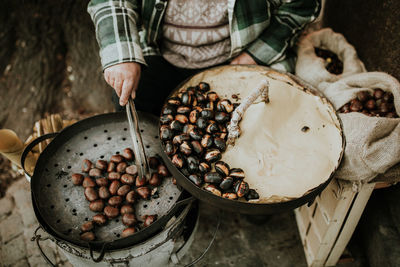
170, 209, 221, 266
31, 226, 56, 267
89, 242, 107, 262
21, 132, 58, 178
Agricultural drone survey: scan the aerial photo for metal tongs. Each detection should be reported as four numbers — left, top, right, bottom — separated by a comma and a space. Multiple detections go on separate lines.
126, 99, 150, 181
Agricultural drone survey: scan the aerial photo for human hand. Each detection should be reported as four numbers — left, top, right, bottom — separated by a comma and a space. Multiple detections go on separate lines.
230, 52, 257, 65
104, 62, 141, 106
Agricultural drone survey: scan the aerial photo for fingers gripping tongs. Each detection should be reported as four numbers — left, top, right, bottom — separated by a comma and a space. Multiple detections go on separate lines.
126, 99, 150, 182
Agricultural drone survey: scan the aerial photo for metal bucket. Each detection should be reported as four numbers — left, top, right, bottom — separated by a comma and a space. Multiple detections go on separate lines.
32, 201, 200, 266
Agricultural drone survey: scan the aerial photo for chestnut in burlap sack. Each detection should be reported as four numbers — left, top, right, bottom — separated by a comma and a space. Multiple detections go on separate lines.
319, 72, 400, 182
295, 28, 366, 90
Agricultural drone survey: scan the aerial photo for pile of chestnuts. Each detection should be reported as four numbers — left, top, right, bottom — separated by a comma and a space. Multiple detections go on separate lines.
160, 82, 259, 201
339, 89, 398, 118
315, 47, 343, 75
72, 148, 170, 241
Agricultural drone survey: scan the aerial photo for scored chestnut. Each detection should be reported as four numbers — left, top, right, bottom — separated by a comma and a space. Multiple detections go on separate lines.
110, 154, 124, 163
93, 214, 107, 226
107, 162, 116, 172
126, 165, 138, 176
198, 82, 210, 93
160, 125, 173, 141
188, 127, 203, 141
204, 149, 222, 163
136, 187, 151, 199
108, 196, 123, 206
162, 105, 176, 116
165, 141, 176, 156
216, 99, 234, 113
82, 177, 96, 188
80, 231, 95, 241
201, 109, 214, 120
84, 187, 98, 202
167, 96, 181, 106
122, 227, 136, 238
122, 213, 137, 226
187, 156, 200, 173
188, 174, 203, 186
215, 112, 230, 123
149, 172, 162, 186
120, 204, 135, 215
173, 133, 190, 145
89, 168, 102, 178
172, 154, 185, 168
109, 180, 121, 195
196, 117, 208, 130
157, 164, 170, 177
214, 137, 227, 151
122, 148, 134, 161
206, 91, 219, 102
121, 173, 135, 185
108, 172, 121, 180
179, 141, 192, 156
89, 199, 105, 212
71, 173, 84, 185
160, 114, 174, 125
135, 176, 147, 187
175, 114, 189, 124
99, 186, 111, 199
204, 184, 222, 196
235, 180, 250, 198
189, 110, 200, 124
204, 172, 222, 184
104, 206, 119, 218
81, 221, 94, 232
177, 106, 191, 115
191, 140, 203, 155
82, 159, 92, 173
117, 185, 131, 196
222, 192, 238, 200
143, 215, 157, 228
201, 134, 213, 148
96, 177, 108, 187
126, 190, 136, 204
95, 160, 108, 170
230, 168, 245, 179
215, 161, 230, 177
198, 162, 211, 174
170, 120, 183, 132
116, 162, 128, 173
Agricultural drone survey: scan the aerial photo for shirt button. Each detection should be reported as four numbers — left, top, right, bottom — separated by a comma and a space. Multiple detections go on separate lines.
155, 3, 164, 11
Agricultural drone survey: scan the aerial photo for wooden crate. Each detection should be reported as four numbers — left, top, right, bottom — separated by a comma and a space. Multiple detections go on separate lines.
294, 179, 375, 267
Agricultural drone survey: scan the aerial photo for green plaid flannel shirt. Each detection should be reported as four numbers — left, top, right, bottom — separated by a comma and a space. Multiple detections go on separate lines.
88, 0, 320, 71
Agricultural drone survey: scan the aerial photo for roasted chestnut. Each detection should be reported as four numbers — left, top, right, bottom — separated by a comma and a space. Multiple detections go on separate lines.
170, 120, 183, 132
183, 124, 195, 134
245, 189, 260, 200
187, 156, 200, 173
108, 196, 123, 206
214, 137, 227, 151
196, 117, 208, 129
373, 88, 384, 100
71, 173, 84, 185
198, 82, 210, 93
179, 141, 192, 156
167, 96, 181, 106
177, 106, 191, 115
215, 161, 230, 177
235, 180, 249, 198
230, 168, 245, 179
188, 174, 203, 186
204, 149, 221, 163
172, 154, 185, 168
195, 92, 207, 103
219, 176, 234, 190
165, 141, 176, 156
216, 99, 234, 113
189, 110, 200, 124
204, 172, 222, 184
201, 109, 214, 120
356, 91, 370, 102
160, 114, 174, 125
201, 134, 213, 148
198, 162, 211, 174
162, 105, 176, 116
215, 112, 230, 123
222, 192, 238, 200
135, 176, 147, 187
204, 184, 221, 196
188, 127, 203, 141
160, 125, 173, 141
350, 99, 363, 112
206, 121, 219, 134
365, 99, 376, 110
181, 92, 193, 106
191, 141, 203, 155
172, 133, 190, 145
206, 91, 219, 102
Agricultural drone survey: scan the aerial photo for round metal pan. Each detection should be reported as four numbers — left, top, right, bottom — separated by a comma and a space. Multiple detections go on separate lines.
24, 112, 190, 251
159, 65, 345, 215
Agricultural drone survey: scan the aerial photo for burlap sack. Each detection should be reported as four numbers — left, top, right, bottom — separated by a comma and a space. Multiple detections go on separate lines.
320, 72, 400, 182
295, 28, 366, 89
